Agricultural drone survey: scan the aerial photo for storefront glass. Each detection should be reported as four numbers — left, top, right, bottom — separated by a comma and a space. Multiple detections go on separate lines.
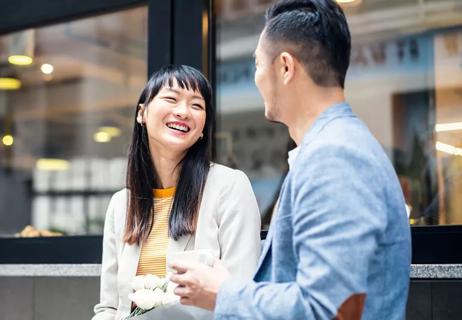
215, 0, 462, 227
0, 6, 147, 236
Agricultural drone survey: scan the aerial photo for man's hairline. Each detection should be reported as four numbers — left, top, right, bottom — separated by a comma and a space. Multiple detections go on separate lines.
258, 28, 343, 87
259, 29, 300, 64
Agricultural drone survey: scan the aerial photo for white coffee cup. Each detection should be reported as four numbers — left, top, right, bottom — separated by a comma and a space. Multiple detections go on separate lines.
168, 249, 216, 273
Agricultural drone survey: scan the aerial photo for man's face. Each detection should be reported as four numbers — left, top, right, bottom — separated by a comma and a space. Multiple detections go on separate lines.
254, 33, 280, 122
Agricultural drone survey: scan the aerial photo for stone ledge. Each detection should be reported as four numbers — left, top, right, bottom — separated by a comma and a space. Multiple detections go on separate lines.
0, 264, 100, 277
1, 264, 462, 279
410, 264, 462, 279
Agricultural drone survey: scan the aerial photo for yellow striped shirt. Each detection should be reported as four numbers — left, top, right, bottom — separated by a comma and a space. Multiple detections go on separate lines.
136, 187, 175, 277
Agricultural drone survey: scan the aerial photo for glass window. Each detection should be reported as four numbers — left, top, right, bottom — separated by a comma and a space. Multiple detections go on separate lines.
216, 1, 290, 229
0, 6, 147, 236
215, 0, 462, 227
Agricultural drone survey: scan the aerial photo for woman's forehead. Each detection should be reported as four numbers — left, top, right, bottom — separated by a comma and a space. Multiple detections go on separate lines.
159, 80, 204, 99
164, 77, 199, 90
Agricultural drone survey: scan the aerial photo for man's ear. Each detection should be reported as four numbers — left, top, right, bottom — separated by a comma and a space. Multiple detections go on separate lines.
137, 103, 146, 125
279, 52, 295, 85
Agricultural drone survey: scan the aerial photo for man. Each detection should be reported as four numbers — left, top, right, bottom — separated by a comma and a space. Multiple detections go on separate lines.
170, 1, 411, 319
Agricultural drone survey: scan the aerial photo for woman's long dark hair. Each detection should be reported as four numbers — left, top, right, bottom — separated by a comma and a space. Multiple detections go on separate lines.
124, 65, 213, 245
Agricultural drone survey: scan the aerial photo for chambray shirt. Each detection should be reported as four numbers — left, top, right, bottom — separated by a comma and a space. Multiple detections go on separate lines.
215, 103, 411, 320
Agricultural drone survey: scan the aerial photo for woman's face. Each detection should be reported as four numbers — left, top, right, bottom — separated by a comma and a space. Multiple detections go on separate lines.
137, 80, 206, 154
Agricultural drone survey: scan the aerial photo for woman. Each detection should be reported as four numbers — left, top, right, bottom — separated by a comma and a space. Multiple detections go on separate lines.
93, 65, 261, 320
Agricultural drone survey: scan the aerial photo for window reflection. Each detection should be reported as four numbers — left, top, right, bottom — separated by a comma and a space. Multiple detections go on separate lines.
0, 6, 147, 236
216, 0, 462, 227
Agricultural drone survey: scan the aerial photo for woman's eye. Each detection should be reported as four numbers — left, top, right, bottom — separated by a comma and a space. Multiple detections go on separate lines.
164, 97, 176, 103
192, 104, 204, 110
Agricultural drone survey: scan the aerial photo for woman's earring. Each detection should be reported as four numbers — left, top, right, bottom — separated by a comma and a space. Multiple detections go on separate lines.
200, 133, 204, 140
138, 103, 145, 127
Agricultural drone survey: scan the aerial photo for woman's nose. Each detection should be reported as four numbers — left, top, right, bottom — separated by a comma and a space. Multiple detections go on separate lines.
173, 103, 190, 119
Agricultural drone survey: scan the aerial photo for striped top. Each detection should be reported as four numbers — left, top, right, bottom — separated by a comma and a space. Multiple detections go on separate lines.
136, 187, 175, 277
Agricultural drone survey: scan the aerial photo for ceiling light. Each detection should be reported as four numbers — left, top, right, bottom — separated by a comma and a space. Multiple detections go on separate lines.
99, 126, 121, 138
435, 122, 462, 132
436, 141, 462, 156
7, 31, 35, 66
2, 134, 14, 146
40, 63, 54, 75
0, 77, 21, 90
8, 55, 33, 66
94, 131, 111, 143
36, 158, 69, 171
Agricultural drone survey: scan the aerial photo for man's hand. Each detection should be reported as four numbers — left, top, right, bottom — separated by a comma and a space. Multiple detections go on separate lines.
169, 259, 231, 311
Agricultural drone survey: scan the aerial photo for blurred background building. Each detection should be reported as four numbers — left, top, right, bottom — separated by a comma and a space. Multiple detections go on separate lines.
1, 0, 462, 319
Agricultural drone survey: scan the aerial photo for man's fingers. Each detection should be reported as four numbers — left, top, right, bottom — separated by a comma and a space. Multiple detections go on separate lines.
180, 296, 193, 306
174, 285, 191, 297
170, 273, 194, 286
169, 273, 183, 285
169, 259, 192, 274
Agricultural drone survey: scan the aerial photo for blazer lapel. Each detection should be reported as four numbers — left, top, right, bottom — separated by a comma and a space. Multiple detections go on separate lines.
256, 218, 275, 272
118, 241, 141, 307
168, 233, 194, 253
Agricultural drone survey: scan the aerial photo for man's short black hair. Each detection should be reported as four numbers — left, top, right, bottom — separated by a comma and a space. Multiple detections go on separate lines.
264, 0, 351, 88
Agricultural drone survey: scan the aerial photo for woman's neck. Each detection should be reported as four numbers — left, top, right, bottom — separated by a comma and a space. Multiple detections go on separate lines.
150, 147, 185, 189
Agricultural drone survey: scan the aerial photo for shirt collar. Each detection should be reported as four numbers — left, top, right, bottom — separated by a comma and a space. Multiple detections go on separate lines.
287, 146, 301, 170
300, 102, 352, 147
287, 102, 352, 171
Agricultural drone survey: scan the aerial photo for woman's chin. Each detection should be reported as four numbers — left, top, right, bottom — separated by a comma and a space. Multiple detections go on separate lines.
162, 137, 194, 152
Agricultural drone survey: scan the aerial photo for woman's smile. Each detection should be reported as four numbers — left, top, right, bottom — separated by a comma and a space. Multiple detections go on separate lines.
166, 121, 191, 136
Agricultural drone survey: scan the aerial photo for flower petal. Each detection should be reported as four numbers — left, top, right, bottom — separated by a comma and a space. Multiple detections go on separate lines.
128, 289, 157, 310
131, 275, 146, 291
144, 274, 162, 290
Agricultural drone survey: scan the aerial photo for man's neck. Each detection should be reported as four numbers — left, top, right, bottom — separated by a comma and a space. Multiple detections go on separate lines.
287, 87, 345, 145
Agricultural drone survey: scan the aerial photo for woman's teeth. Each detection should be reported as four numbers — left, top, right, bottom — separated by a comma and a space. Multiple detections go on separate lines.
167, 123, 189, 132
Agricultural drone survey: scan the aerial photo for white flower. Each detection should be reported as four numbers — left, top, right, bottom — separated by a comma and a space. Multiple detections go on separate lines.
151, 288, 166, 308
144, 274, 162, 290
128, 288, 164, 310
131, 275, 146, 291
166, 280, 177, 295
161, 292, 179, 305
